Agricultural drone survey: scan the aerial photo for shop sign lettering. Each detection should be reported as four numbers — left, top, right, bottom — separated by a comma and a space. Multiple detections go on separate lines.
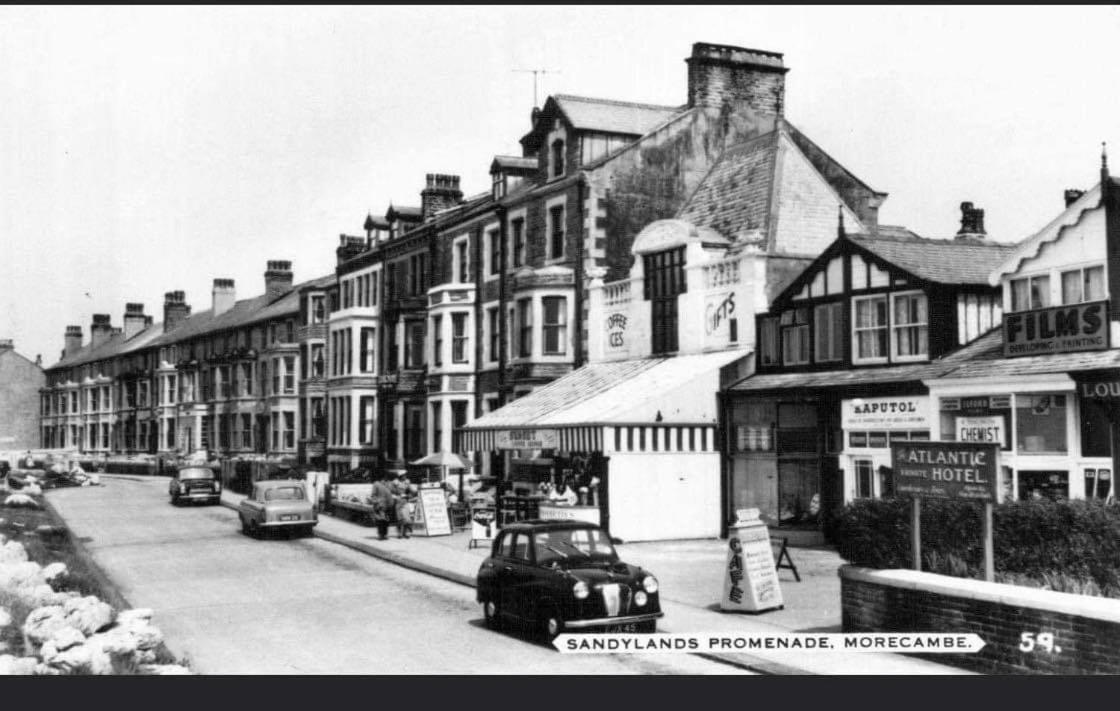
1003, 300, 1109, 357
842, 396, 931, 430
890, 442, 999, 502
1080, 380, 1120, 400
495, 428, 559, 450
705, 293, 736, 335
955, 415, 1006, 447
606, 313, 627, 349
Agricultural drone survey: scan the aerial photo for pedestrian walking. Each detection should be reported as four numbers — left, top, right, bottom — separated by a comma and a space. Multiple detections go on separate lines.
370, 472, 395, 540
391, 472, 413, 538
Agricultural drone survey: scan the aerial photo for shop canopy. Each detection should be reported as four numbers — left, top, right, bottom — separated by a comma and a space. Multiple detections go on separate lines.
459, 350, 749, 452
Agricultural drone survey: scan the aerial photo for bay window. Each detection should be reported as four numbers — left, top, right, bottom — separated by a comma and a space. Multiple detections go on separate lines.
853, 295, 888, 362
516, 298, 532, 358
433, 315, 444, 366
360, 396, 376, 445
891, 292, 928, 359
488, 307, 499, 363
542, 297, 566, 355
359, 328, 376, 373
452, 313, 469, 363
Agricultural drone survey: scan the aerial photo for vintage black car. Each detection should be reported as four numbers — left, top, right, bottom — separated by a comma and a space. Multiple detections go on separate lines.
476, 520, 662, 641
169, 466, 222, 506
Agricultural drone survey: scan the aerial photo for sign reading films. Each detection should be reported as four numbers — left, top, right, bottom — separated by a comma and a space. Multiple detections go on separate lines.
1003, 300, 1109, 357
890, 441, 999, 502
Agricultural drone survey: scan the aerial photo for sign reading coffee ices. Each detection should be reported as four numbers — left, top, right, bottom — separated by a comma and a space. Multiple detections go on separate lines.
890, 441, 999, 502
605, 313, 627, 351
1003, 300, 1109, 357
842, 396, 931, 430
495, 428, 559, 450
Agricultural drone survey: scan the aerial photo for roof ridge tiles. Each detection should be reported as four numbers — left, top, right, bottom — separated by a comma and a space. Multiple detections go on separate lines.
552, 93, 684, 112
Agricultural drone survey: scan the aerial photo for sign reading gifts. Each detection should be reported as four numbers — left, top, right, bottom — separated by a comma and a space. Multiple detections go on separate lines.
1003, 300, 1109, 357
890, 441, 999, 502
494, 428, 560, 450
842, 396, 931, 430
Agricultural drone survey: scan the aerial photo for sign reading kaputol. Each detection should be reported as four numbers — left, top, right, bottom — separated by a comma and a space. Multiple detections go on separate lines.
842, 396, 931, 430
890, 441, 999, 502
494, 428, 560, 450
1003, 300, 1109, 357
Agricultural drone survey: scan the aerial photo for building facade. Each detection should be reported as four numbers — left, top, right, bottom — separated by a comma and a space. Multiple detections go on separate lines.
0, 339, 45, 453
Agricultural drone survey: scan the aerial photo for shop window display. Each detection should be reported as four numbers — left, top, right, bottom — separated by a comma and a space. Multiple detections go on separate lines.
1015, 394, 1067, 454
1017, 470, 1069, 501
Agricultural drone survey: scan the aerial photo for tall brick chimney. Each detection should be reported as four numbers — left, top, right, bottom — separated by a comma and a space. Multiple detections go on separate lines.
421, 174, 463, 220
337, 235, 367, 265
90, 314, 113, 348
264, 261, 293, 301
163, 291, 191, 333
686, 42, 788, 113
123, 303, 148, 340
63, 326, 83, 358
212, 278, 236, 316
955, 202, 987, 240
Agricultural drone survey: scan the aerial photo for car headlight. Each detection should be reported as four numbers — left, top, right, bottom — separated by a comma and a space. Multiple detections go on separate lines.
573, 581, 590, 600
634, 590, 648, 607
642, 575, 659, 594
212, 481, 221, 492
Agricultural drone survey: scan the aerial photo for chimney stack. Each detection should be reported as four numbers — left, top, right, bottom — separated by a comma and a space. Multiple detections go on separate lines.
63, 326, 83, 358
686, 42, 788, 113
123, 302, 148, 340
336, 235, 367, 265
0, 339, 12, 352
421, 173, 463, 220
212, 278, 236, 316
955, 202, 987, 240
264, 260, 293, 301
1064, 189, 1086, 207
90, 314, 113, 348
163, 291, 192, 333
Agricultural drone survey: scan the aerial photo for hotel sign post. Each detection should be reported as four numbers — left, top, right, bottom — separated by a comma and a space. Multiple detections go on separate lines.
890, 441, 1000, 581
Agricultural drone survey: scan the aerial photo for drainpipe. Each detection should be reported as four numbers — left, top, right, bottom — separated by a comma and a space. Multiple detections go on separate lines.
717, 389, 730, 539
574, 174, 588, 368
496, 207, 509, 405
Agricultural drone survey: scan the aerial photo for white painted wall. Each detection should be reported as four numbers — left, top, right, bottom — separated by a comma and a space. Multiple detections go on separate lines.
608, 452, 721, 541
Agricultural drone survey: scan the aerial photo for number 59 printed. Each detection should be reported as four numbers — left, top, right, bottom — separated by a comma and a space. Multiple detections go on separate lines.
1020, 632, 1061, 653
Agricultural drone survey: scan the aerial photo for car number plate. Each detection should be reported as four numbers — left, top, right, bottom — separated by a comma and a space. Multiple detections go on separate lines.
280, 514, 299, 521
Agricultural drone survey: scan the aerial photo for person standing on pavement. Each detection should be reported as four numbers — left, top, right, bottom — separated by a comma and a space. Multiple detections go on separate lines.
391, 472, 413, 538
370, 472, 395, 540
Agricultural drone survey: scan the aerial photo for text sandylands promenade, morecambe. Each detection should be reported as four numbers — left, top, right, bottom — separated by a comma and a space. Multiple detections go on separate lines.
890, 441, 999, 501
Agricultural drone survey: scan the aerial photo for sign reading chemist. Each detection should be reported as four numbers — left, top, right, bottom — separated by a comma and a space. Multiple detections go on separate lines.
1003, 300, 1109, 357
842, 396, 931, 430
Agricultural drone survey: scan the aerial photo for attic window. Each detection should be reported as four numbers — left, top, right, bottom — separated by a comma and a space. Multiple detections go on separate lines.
551, 139, 565, 178
492, 172, 506, 200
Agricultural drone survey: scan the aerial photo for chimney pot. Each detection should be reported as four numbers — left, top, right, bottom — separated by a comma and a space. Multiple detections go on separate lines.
686, 41, 788, 112
956, 201, 987, 239
63, 326, 83, 358
264, 260, 294, 301
163, 291, 192, 332
123, 302, 148, 339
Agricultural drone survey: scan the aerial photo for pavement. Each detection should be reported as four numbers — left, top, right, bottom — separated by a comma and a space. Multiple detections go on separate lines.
220, 488, 972, 675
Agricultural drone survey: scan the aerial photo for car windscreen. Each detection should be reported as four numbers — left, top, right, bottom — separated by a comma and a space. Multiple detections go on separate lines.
264, 485, 306, 501
178, 468, 215, 480
535, 528, 617, 564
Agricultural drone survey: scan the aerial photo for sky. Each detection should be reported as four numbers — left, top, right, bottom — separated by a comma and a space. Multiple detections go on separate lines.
3, 5, 1120, 365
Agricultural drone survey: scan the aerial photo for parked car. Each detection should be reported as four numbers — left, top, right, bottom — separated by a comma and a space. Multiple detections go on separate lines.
476, 520, 663, 641
238, 479, 317, 538
169, 466, 222, 506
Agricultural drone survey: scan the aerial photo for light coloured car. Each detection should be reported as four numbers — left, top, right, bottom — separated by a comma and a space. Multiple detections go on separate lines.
169, 466, 221, 505
238, 480, 317, 538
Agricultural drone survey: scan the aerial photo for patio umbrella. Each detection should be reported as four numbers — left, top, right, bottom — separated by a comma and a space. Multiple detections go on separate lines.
410, 451, 473, 499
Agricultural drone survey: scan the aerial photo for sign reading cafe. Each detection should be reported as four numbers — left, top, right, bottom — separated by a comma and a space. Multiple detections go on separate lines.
1003, 300, 1109, 357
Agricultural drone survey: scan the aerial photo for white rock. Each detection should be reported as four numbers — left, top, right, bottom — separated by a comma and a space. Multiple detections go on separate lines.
133, 648, 159, 664
44, 642, 93, 673
41, 562, 67, 581
139, 663, 192, 675
21, 605, 68, 645
3, 493, 39, 508
0, 540, 28, 564
33, 663, 61, 675
116, 608, 153, 626
128, 623, 163, 651
48, 625, 86, 651
0, 560, 43, 590
63, 596, 114, 635
87, 627, 138, 656
0, 608, 11, 628
0, 654, 39, 675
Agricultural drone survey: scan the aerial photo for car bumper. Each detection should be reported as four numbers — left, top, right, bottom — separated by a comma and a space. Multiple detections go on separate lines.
258, 520, 317, 528
563, 611, 663, 629
181, 492, 220, 500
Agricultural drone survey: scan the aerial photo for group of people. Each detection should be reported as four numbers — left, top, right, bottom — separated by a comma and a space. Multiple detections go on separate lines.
370, 471, 415, 540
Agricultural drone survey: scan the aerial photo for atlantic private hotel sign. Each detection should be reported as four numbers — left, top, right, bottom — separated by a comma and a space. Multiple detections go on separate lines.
1002, 300, 1109, 357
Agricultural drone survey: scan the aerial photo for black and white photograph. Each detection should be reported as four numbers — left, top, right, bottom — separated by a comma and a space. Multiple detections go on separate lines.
1, 5, 1119, 676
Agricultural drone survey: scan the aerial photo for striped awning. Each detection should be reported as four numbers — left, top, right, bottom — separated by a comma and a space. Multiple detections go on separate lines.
458, 425, 602, 453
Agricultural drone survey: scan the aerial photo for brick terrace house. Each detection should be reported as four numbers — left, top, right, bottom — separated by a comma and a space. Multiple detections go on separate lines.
0, 339, 45, 453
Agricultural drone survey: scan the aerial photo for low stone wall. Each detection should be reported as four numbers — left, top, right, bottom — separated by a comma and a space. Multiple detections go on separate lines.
840, 566, 1120, 674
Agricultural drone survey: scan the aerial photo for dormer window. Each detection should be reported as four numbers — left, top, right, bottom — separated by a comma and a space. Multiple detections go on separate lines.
492, 172, 506, 200
551, 139, 565, 178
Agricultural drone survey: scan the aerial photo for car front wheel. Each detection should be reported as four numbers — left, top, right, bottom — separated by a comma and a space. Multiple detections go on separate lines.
539, 604, 564, 642
170, 494, 179, 506
482, 599, 502, 630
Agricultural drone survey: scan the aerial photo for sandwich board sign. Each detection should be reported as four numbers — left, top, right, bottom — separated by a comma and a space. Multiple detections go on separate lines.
720, 509, 783, 613
414, 484, 452, 536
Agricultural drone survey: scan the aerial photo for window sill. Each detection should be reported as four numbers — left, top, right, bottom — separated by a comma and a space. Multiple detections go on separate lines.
852, 357, 889, 366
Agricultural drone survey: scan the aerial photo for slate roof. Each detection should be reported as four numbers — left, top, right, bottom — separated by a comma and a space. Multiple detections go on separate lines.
676, 132, 778, 242
847, 233, 1018, 286
552, 94, 684, 136
491, 155, 537, 172
47, 273, 336, 371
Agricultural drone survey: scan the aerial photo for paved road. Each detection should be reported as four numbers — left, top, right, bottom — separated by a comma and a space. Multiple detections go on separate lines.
46, 477, 751, 675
